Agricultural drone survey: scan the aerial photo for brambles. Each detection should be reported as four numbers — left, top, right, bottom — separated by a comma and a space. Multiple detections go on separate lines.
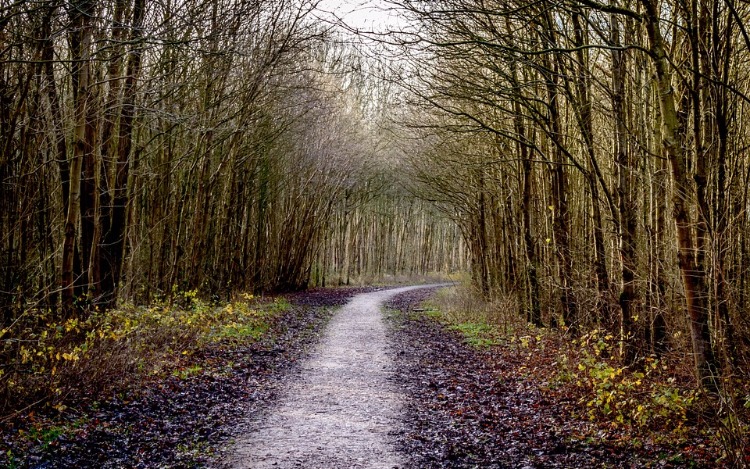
388, 287, 724, 466
415, 284, 728, 462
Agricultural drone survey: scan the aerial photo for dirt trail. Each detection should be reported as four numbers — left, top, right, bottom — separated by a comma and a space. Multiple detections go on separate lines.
226, 285, 448, 469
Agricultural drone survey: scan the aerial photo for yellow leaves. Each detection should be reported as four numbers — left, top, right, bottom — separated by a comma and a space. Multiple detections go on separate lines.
606, 367, 624, 380
6, 294, 287, 420
64, 318, 79, 332
20, 346, 31, 364
573, 330, 695, 432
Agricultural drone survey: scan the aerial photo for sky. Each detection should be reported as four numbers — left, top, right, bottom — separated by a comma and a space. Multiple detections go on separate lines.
315, 0, 407, 34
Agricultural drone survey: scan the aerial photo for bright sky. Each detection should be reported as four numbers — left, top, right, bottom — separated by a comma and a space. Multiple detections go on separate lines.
316, 0, 407, 34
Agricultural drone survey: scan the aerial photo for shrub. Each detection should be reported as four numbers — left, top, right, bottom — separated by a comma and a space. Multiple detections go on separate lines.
570, 329, 699, 433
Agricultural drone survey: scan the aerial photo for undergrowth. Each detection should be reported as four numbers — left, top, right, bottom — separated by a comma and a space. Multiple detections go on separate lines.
420, 284, 747, 465
0, 291, 290, 419
566, 329, 699, 432
449, 322, 502, 347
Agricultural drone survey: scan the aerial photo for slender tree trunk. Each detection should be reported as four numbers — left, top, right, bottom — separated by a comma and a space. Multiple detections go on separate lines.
63, 0, 96, 317
612, 13, 639, 364
569, 10, 614, 329
543, 62, 576, 326
642, 0, 719, 389
100, 0, 145, 308
510, 71, 542, 325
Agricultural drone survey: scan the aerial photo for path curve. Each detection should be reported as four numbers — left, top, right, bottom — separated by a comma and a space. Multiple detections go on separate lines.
226, 284, 449, 469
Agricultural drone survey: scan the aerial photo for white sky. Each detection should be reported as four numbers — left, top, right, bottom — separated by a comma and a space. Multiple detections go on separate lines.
315, 0, 407, 34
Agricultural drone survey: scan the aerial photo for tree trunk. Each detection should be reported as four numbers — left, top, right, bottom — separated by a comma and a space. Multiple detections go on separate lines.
642, 0, 719, 389
100, 0, 145, 308
612, 13, 639, 364
63, 0, 96, 317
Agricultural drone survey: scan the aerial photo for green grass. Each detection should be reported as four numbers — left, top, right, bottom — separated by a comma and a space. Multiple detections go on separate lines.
4, 450, 20, 469
28, 425, 65, 447
172, 364, 203, 379
422, 308, 442, 320
413, 290, 502, 348
215, 322, 269, 340
449, 322, 502, 347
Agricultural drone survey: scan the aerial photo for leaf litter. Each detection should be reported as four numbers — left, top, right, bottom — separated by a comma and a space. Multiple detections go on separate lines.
2, 285, 726, 468
385, 288, 724, 468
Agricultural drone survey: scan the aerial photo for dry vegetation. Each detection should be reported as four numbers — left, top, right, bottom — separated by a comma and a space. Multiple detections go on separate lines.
422, 285, 749, 465
0, 0, 464, 422
1, 292, 289, 420
3, 0, 750, 464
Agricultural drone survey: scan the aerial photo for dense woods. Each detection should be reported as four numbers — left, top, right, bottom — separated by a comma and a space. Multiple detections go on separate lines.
2, 0, 750, 462
384, 0, 750, 394
0, 0, 459, 314
0, 0, 462, 415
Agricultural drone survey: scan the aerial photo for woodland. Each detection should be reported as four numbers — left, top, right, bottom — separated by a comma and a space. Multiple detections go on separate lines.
1, 0, 750, 465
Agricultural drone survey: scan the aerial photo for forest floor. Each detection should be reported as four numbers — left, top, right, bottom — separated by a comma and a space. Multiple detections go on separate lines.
387, 288, 728, 468
2, 285, 730, 468
0, 287, 378, 468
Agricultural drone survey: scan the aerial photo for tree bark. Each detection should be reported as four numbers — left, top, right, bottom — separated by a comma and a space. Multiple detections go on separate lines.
63, 0, 96, 317
642, 0, 719, 389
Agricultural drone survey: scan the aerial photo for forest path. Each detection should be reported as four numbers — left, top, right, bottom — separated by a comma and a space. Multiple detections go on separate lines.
226, 284, 449, 469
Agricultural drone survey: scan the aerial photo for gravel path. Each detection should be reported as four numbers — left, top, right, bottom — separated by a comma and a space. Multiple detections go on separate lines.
226, 285, 449, 469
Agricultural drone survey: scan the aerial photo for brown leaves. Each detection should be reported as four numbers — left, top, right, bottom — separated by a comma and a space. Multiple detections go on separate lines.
0, 295, 350, 468
387, 289, 724, 468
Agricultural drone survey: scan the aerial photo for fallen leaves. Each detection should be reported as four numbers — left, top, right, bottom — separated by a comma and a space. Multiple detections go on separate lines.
0, 288, 372, 468
386, 289, 726, 468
